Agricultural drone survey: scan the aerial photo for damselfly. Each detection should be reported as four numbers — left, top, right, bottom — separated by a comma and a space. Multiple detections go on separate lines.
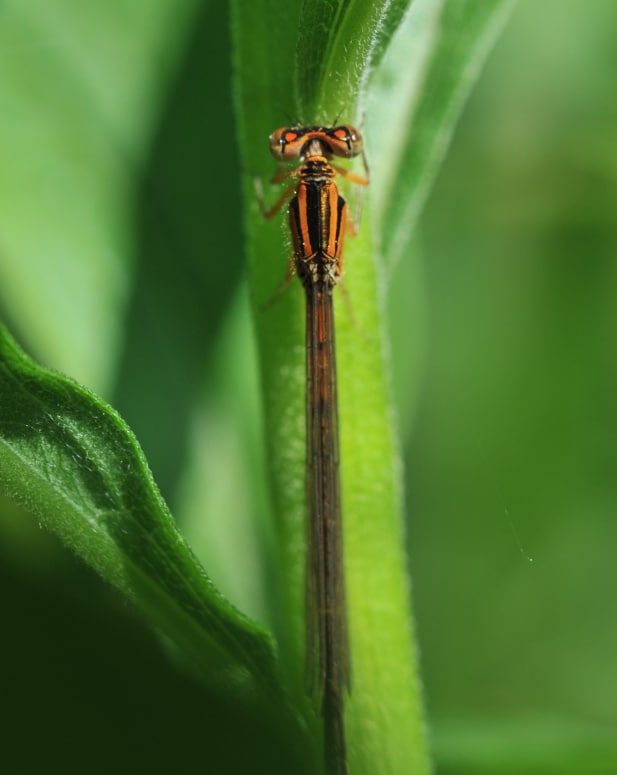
259, 124, 368, 774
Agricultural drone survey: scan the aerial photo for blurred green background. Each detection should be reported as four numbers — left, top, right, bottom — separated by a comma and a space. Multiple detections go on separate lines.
0, 0, 615, 772
391, 1, 617, 771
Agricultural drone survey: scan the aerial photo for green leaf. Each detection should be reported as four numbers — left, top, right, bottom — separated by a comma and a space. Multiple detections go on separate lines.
368, 0, 518, 265
0, 324, 287, 711
296, 0, 411, 119
232, 0, 516, 773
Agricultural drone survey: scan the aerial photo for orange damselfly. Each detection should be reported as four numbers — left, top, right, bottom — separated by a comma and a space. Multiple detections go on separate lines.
260, 124, 368, 775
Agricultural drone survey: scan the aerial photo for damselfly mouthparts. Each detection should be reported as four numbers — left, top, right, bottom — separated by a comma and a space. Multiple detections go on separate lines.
260, 124, 368, 775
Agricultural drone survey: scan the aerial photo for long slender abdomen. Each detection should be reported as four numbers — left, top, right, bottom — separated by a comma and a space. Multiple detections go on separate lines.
304, 278, 348, 773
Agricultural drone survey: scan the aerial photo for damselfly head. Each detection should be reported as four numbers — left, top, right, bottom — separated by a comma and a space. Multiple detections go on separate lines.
269, 125, 363, 161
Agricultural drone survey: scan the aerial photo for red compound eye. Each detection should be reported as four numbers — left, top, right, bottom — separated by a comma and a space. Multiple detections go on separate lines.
268, 127, 308, 160
326, 125, 363, 158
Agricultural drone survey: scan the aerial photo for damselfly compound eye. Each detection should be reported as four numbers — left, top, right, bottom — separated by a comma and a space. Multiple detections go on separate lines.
269, 127, 307, 160
326, 125, 364, 158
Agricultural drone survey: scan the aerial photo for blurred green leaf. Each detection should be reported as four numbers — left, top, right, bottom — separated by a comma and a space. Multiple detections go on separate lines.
368, 0, 517, 265
434, 716, 617, 774
397, 2, 617, 774
0, 0, 203, 390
